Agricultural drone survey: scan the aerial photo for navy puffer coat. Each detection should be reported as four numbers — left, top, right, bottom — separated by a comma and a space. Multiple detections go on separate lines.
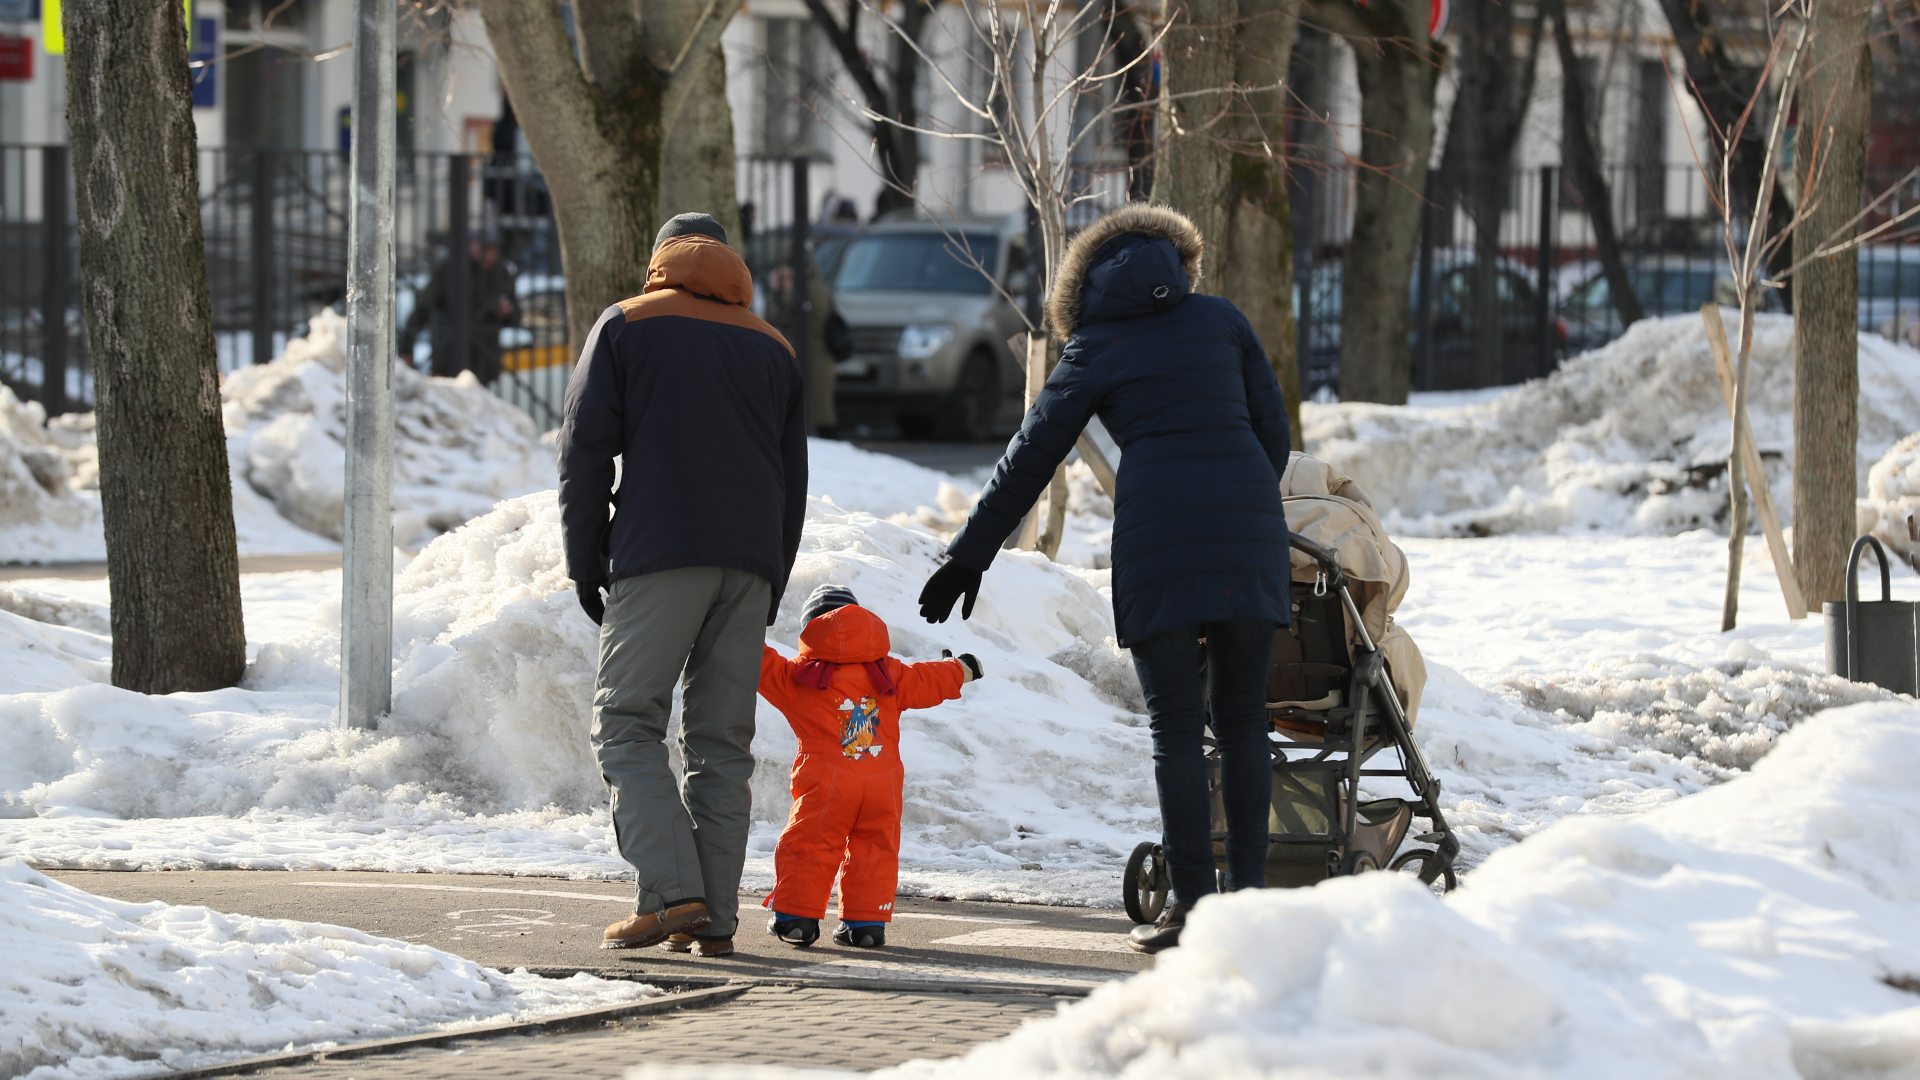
946, 205, 1292, 647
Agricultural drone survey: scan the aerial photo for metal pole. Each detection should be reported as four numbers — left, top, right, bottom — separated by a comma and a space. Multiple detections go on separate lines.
251, 150, 275, 365
790, 156, 812, 433
1414, 171, 1436, 392
40, 146, 67, 416
1536, 166, 1555, 378
447, 154, 469, 377
341, 0, 395, 731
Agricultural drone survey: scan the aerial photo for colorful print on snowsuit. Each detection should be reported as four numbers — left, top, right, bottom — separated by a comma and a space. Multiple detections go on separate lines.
839, 696, 884, 759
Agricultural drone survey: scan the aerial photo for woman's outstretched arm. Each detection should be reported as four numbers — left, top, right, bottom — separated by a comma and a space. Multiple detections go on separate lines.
943, 342, 1105, 570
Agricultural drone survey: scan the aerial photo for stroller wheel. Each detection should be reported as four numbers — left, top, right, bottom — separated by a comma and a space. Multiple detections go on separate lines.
1338, 850, 1379, 876
1123, 841, 1168, 925
1389, 849, 1459, 895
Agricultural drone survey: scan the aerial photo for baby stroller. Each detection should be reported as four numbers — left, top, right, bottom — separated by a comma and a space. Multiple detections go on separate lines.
1123, 456, 1461, 922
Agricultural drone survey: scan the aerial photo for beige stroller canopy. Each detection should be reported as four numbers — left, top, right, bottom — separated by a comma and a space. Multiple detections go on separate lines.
1280, 454, 1428, 724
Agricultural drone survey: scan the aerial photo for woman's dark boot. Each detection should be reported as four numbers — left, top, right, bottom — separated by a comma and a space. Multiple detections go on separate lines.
1126, 904, 1189, 954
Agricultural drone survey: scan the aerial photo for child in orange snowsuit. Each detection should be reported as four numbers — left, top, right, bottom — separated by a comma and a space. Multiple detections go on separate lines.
757, 584, 981, 948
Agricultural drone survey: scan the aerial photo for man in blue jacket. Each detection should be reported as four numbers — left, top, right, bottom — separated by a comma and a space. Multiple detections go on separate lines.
557, 213, 808, 957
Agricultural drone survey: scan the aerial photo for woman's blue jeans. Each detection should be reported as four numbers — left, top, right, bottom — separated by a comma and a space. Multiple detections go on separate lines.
1130, 619, 1276, 907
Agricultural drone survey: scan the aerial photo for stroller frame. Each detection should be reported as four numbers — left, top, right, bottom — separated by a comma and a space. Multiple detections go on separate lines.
1123, 533, 1461, 923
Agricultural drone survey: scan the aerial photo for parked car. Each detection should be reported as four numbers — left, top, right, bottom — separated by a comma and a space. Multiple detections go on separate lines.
829, 216, 1030, 440
1560, 257, 1780, 354
1299, 252, 1562, 394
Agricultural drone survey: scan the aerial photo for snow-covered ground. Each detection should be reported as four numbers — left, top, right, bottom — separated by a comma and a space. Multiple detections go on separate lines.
6, 309, 1920, 1077
2, 859, 653, 1080
803, 700, 1920, 1080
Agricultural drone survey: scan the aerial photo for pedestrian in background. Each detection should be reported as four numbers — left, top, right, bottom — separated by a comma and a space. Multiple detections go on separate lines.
400, 225, 519, 384
557, 212, 809, 957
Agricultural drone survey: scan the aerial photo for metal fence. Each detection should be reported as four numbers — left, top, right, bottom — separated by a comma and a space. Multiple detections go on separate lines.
1294, 162, 1920, 397
6, 147, 1915, 421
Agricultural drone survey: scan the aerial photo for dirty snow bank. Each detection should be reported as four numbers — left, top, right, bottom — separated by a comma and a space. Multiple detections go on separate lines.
223, 309, 552, 548
5, 517, 1895, 902
871, 701, 1920, 1080
1303, 313, 1920, 536
0, 387, 102, 563
1863, 429, 1920, 570
0, 860, 650, 1080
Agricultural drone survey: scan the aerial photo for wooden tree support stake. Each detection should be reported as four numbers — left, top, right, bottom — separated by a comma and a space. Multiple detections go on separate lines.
1701, 303, 1808, 620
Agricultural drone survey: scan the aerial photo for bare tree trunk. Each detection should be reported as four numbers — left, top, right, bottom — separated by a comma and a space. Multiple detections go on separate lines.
63, 0, 245, 693
1793, 0, 1873, 606
1549, 0, 1644, 329
806, 0, 928, 219
1312, 0, 1440, 405
1154, 0, 1303, 441
478, 0, 741, 359
661, 39, 743, 242
1655, 0, 1799, 309
1439, 0, 1543, 385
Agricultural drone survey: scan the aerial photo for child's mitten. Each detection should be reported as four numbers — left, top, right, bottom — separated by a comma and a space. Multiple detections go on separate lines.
943, 649, 984, 682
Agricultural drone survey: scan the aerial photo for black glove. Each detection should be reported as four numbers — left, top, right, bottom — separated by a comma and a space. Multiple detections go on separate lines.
943, 649, 984, 682
576, 580, 606, 626
919, 560, 982, 623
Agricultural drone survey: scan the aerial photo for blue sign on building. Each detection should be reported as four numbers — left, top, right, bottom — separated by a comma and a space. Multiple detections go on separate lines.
189, 15, 216, 107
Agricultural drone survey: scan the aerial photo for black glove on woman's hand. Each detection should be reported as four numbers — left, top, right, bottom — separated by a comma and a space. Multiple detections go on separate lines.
576, 580, 606, 626
918, 560, 982, 623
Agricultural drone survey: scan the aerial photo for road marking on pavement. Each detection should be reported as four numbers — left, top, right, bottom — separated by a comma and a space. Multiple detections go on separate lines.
891, 912, 1037, 925
931, 928, 1136, 954
784, 957, 1114, 987
298, 881, 631, 903
444, 908, 590, 936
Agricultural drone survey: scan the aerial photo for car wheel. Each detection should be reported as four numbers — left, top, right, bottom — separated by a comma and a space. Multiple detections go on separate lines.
938, 350, 999, 441
895, 412, 938, 440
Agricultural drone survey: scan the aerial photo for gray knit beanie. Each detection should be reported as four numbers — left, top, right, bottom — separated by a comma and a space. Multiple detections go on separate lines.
802, 584, 859, 624
654, 212, 728, 252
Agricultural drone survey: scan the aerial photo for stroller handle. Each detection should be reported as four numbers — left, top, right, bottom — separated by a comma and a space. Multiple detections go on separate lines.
1289, 532, 1346, 587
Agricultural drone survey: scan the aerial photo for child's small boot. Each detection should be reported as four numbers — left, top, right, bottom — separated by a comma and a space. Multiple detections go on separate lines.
834, 921, 886, 948
768, 913, 820, 947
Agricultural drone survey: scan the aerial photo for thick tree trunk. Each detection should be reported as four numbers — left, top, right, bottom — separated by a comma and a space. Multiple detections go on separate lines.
661, 39, 742, 242
478, 0, 739, 360
62, 0, 245, 693
1153, 0, 1303, 442
1315, 0, 1440, 404
1550, 0, 1643, 329
1792, 0, 1872, 607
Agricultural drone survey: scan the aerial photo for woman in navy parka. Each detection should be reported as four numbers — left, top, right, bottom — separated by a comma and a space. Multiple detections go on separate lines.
917, 205, 1292, 953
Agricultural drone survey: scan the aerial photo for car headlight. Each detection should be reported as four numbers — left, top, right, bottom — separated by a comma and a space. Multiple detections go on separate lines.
897, 323, 955, 360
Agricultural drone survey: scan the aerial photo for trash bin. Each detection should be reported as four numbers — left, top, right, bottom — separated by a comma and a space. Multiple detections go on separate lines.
1824, 535, 1920, 696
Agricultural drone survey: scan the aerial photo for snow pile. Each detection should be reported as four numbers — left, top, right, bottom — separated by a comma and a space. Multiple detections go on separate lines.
1303, 313, 1920, 537
1499, 654, 1897, 772
0, 387, 101, 563
3, 492, 1162, 898
0, 860, 650, 1080
1862, 429, 1920, 570
224, 309, 553, 549
873, 700, 1920, 1080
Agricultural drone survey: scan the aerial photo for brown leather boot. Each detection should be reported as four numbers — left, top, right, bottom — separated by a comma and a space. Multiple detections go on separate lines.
660, 933, 696, 953
690, 935, 734, 958
603, 901, 711, 950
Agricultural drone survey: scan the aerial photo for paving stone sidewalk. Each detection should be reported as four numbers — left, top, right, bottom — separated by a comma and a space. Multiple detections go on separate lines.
231, 985, 1065, 1078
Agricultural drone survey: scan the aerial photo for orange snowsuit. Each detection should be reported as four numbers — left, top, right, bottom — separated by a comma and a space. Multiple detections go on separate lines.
757, 604, 967, 923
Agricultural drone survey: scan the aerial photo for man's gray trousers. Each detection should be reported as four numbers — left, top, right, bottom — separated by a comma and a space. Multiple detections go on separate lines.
592, 566, 769, 937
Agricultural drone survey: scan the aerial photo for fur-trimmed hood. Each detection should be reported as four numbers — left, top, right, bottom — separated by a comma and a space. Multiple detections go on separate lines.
1045, 204, 1205, 339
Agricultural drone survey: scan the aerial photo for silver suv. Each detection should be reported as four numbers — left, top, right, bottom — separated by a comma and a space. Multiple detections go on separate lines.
830, 216, 1031, 440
